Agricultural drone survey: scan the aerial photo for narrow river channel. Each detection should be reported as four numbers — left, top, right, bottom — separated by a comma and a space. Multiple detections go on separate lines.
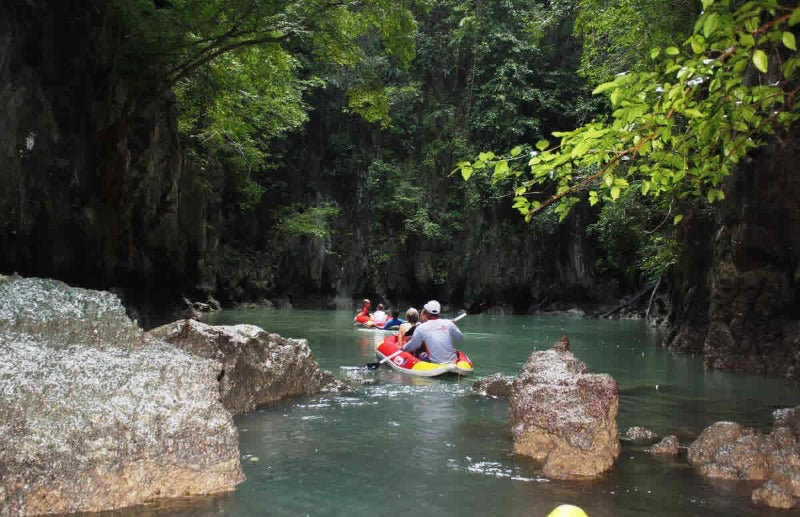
102, 309, 800, 517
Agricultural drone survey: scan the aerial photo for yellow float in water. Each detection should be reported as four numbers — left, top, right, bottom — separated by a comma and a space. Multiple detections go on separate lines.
547, 504, 588, 517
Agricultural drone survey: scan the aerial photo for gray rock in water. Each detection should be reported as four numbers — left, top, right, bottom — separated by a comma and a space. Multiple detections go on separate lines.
752, 481, 796, 509
649, 435, 680, 455
625, 426, 659, 444
0, 277, 243, 515
472, 373, 513, 398
508, 342, 620, 479
689, 408, 800, 508
688, 422, 770, 479
148, 319, 350, 415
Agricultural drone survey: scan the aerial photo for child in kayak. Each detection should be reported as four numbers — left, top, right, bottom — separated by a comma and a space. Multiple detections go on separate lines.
382, 309, 405, 329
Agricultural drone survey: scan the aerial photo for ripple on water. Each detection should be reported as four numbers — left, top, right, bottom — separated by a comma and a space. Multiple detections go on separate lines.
447, 458, 550, 483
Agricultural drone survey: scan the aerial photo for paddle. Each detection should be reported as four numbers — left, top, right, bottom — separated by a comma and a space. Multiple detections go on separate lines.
363, 311, 467, 370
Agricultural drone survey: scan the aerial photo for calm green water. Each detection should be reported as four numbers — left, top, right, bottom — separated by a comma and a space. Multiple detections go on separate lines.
110, 310, 800, 517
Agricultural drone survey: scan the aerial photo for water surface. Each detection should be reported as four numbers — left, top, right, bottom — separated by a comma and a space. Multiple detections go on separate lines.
107, 309, 800, 516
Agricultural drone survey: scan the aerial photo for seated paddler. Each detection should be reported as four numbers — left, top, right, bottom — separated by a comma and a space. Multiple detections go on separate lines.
400, 300, 463, 363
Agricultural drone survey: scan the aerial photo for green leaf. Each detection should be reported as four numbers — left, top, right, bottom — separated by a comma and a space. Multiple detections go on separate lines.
739, 33, 755, 47
752, 50, 769, 73
604, 174, 614, 187
493, 160, 509, 177
691, 38, 706, 54
783, 32, 797, 51
703, 13, 719, 38
706, 188, 725, 203
701, 0, 714, 9
650, 47, 661, 59
665, 47, 680, 56
592, 81, 617, 95
610, 186, 621, 200
535, 140, 550, 151
510, 146, 522, 157
460, 166, 473, 181
673, 214, 683, 225
790, 8, 800, 27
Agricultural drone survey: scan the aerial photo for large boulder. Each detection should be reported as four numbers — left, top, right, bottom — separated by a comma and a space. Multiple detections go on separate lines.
148, 319, 348, 415
508, 341, 620, 479
688, 407, 800, 509
0, 276, 243, 515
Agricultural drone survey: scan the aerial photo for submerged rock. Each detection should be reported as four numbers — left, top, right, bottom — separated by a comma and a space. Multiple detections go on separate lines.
508, 339, 620, 479
625, 426, 659, 444
688, 407, 800, 509
753, 481, 796, 509
148, 319, 349, 415
0, 277, 243, 515
649, 435, 680, 455
472, 373, 513, 398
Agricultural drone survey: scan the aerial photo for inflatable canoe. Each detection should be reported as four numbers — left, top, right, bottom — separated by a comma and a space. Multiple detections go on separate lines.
375, 334, 473, 377
354, 321, 399, 331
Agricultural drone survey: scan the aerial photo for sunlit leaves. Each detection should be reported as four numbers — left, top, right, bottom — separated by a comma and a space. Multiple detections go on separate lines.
783, 32, 797, 51
461, 2, 800, 224
752, 50, 769, 73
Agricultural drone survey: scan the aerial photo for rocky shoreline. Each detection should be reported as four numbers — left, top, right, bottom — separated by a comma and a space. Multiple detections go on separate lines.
473, 336, 800, 509
0, 276, 346, 515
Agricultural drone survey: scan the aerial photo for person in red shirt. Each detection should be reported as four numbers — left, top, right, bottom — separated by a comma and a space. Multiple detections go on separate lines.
354, 299, 371, 323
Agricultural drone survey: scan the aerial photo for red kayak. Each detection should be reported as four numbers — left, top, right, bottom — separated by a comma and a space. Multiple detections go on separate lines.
375, 334, 474, 377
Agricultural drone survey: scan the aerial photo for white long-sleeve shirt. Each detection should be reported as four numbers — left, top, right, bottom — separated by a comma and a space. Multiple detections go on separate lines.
402, 318, 463, 363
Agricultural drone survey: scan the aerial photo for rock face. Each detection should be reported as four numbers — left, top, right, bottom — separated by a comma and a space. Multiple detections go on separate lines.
508, 341, 620, 479
148, 319, 348, 416
472, 373, 513, 398
688, 406, 800, 509
664, 134, 800, 378
0, 277, 244, 515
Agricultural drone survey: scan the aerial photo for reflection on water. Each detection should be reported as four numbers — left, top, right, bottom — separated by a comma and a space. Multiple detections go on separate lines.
97, 310, 799, 517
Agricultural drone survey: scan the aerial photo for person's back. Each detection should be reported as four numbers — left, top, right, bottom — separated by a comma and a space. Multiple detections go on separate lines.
402, 301, 462, 363
383, 309, 405, 329
372, 303, 388, 324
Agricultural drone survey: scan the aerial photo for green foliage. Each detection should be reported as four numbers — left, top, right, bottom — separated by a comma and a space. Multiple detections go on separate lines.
279, 202, 341, 239
574, 0, 698, 83
111, 0, 419, 208
587, 190, 675, 284
463, 1, 800, 224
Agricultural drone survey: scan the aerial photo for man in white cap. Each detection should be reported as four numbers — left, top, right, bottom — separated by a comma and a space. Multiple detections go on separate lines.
401, 300, 463, 363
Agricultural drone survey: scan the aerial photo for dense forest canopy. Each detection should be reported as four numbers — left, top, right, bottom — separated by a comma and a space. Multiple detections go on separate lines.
103, 0, 796, 294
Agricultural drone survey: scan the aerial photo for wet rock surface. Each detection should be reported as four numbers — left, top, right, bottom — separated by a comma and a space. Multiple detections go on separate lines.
472, 373, 513, 398
688, 406, 800, 509
649, 435, 680, 455
625, 426, 659, 444
148, 319, 349, 415
508, 340, 620, 479
0, 277, 243, 515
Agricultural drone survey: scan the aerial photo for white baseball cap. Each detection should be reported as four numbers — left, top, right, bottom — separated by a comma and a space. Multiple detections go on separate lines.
423, 300, 441, 315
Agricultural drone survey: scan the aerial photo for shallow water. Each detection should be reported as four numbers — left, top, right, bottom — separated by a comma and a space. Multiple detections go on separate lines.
104, 310, 800, 516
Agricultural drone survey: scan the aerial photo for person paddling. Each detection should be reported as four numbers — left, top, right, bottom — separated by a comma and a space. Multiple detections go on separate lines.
354, 299, 371, 323
397, 307, 419, 341
382, 309, 405, 329
401, 300, 462, 363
